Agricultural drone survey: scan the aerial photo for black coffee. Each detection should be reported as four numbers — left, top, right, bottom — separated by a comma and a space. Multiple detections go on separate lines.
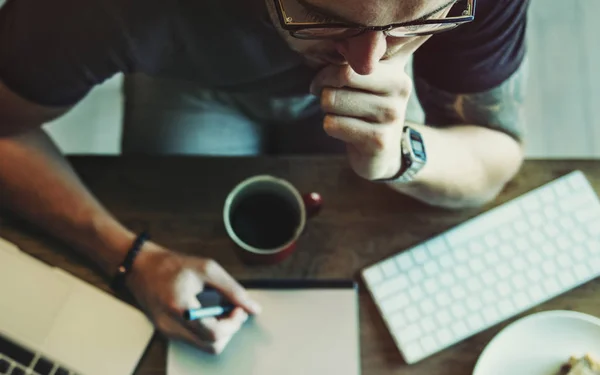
230, 193, 300, 249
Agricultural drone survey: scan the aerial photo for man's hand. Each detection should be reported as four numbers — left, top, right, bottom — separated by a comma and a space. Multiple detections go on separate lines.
310, 57, 412, 180
125, 245, 261, 354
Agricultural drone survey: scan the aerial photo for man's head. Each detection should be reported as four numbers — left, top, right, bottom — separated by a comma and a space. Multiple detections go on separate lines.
265, 0, 474, 75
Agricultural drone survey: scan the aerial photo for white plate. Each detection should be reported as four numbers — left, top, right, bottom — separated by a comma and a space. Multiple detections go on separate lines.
473, 310, 600, 375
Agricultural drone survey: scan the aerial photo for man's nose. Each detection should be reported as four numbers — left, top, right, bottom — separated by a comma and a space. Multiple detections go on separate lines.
334, 31, 387, 75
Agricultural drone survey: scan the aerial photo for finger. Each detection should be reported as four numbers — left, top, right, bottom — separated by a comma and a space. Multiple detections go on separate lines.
323, 114, 394, 155
320, 87, 403, 124
198, 307, 249, 342
200, 260, 262, 314
311, 64, 410, 97
165, 317, 232, 355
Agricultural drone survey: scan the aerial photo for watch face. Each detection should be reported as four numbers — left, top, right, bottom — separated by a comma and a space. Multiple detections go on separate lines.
412, 140, 423, 153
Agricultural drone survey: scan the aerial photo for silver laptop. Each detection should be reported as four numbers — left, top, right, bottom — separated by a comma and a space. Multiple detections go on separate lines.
0, 237, 154, 375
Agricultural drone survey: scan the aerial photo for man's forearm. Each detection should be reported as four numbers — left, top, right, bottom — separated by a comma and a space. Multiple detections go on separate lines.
389, 60, 528, 209
387, 122, 523, 208
0, 129, 134, 277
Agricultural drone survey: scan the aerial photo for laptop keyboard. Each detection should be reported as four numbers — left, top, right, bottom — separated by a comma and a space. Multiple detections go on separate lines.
0, 334, 77, 375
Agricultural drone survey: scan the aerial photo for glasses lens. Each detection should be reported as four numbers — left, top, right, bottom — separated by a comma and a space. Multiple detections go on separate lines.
292, 28, 359, 39
386, 23, 459, 37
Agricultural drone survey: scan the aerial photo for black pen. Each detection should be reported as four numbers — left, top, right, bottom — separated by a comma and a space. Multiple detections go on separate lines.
183, 304, 235, 320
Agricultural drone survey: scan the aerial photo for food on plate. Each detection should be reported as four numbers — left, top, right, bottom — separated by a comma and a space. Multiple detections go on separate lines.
558, 354, 600, 375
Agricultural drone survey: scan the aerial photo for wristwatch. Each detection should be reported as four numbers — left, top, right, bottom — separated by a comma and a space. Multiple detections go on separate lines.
374, 125, 427, 183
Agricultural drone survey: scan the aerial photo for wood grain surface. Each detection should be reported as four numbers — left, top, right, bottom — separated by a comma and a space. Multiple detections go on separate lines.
1, 156, 600, 374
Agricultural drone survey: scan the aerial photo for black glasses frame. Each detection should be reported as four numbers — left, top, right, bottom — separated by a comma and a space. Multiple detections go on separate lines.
273, 0, 476, 39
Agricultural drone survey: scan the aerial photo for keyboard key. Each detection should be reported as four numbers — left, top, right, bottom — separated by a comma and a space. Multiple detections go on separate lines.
575, 206, 600, 223
544, 206, 560, 220
381, 293, 410, 315
453, 247, 469, 262
435, 292, 452, 307
482, 306, 500, 325
420, 317, 436, 334
572, 229, 587, 244
363, 266, 383, 286
529, 213, 544, 227
498, 299, 515, 317
588, 240, 600, 255
420, 336, 437, 353
496, 264, 512, 279
405, 306, 420, 323
499, 245, 515, 258
587, 219, 600, 237
522, 195, 541, 212
484, 251, 501, 265
529, 231, 545, 245
539, 186, 555, 204
515, 238, 529, 252
560, 193, 591, 212
541, 243, 558, 257
409, 285, 425, 302
423, 279, 439, 295
451, 321, 469, 338
469, 259, 485, 273
469, 241, 485, 256
436, 328, 453, 346
557, 254, 573, 268
451, 285, 467, 300
420, 299, 436, 315
0, 358, 9, 373
423, 261, 440, 276
554, 179, 571, 196
574, 264, 593, 279
527, 268, 543, 282
558, 270, 576, 287
10, 366, 25, 375
466, 297, 482, 312
514, 219, 530, 234
398, 324, 422, 343
374, 275, 409, 299
0, 335, 34, 367
412, 246, 429, 264
380, 258, 399, 278
436, 310, 452, 326
512, 274, 527, 289
403, 342, 423, 363
481, 272, 497, 286
497, 283, 511, 297
484, 233, 499, 248
543, 279, 561, 295
559, 217, 576, 231
526, 251, 543, 265
466, 313, 486, 332
513, 292, 530, 310
451, 304, 467, 319
396, 254, 414, 271
33, 357, 54, 375
55, 368, 69, 375
426, 237, 448, 257
439, 272, 455, 286
511, 258, 528, 271
466, 277, 483, 292
409, 268, 425, 284
439, 254, 454, 269
544, 224, 560, 238
389, 312, 408, 329
482, 289, 496, 304
556, 236, 571, 251
528, 285, 545, 301
542, 261, 557, 276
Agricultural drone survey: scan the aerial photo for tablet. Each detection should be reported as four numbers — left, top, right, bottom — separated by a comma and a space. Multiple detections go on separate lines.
167, 280, 361, 375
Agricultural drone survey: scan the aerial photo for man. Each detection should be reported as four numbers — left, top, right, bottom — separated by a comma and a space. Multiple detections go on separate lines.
0, 0, 528, 354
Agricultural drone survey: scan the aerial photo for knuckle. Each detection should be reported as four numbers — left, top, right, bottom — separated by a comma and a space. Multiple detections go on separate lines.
200, 258, 220, 275
320, 88, 336, 111
155, 317, 171, 334
377, 103, 400, 123
368, 130, 387, 152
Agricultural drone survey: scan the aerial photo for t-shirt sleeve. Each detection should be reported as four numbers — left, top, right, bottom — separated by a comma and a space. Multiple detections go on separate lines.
0, 0, 173, 107
413, 0, 529, 94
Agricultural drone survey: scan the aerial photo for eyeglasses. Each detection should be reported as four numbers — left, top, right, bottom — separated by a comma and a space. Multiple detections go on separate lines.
273, 0, 476, 40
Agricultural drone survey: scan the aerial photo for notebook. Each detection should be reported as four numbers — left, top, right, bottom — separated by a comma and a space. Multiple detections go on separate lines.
167, 280, 361, 375
0, 236, 154, 375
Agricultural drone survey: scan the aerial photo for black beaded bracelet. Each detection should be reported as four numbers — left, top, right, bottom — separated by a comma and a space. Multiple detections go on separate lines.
110, 231, 150, 293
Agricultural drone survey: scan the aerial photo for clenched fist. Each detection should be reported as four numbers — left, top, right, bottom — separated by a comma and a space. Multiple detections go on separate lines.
310, 55, 413, 181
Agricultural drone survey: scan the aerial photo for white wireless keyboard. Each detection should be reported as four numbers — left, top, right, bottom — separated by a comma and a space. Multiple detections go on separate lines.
361, 170, 600, 364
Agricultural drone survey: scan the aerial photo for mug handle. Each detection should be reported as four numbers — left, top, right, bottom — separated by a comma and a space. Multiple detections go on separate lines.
302, 192, 323, 219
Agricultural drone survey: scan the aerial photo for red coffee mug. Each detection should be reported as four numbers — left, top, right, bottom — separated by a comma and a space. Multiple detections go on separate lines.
223, 175, 322, 265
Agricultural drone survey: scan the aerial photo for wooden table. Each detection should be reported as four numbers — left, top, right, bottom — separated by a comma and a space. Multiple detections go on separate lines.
1, 156, 600, 375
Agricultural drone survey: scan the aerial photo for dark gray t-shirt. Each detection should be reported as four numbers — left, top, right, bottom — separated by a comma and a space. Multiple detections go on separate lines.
0, 0, 528, 107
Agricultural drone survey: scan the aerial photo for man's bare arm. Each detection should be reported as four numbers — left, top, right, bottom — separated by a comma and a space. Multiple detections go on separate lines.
387, 59, 528, 209
0, 81, 136, 275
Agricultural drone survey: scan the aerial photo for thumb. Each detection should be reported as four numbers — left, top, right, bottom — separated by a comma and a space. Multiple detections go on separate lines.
199, 260, 262, 315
